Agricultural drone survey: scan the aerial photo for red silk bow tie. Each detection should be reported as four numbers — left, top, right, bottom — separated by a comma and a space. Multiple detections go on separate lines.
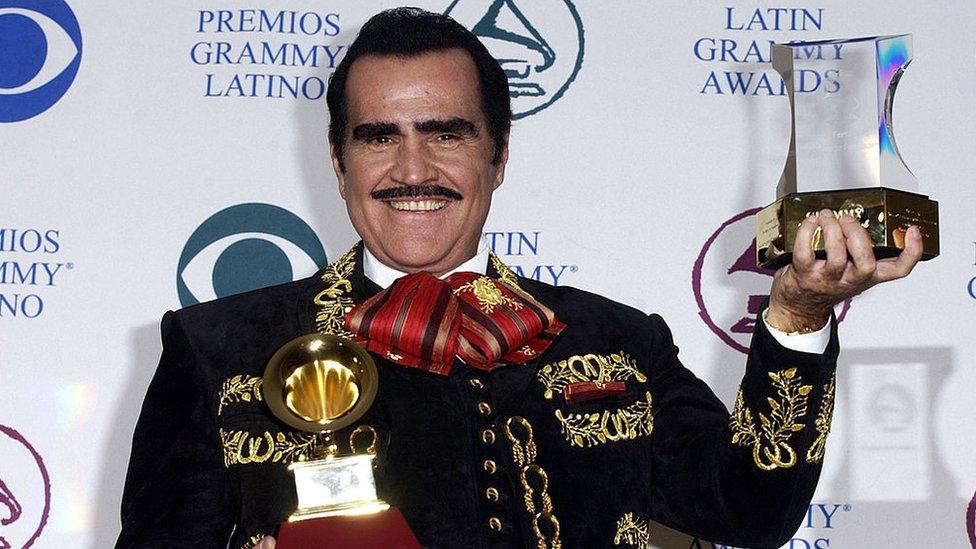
343, 271, 564, 375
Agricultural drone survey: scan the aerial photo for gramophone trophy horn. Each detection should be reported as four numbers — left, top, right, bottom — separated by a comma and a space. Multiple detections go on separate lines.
262, 334, 420, 548
263, 333, 387, 520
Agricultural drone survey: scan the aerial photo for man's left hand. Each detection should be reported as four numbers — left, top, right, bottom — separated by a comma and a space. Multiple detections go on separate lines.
766, 209, 924, 333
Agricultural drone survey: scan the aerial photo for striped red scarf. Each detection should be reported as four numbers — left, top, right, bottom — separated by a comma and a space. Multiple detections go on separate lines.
344, 271, 564, 375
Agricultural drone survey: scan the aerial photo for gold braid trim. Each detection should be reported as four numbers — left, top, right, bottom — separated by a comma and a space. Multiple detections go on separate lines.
217, 375, 263, 415
613, 512, 650, 548
730, 367, 812, 471
538, 352, 647, 400
490, 251, 522, 290
241, 534, 267, 549
554, 392, 653, 448
805, 373, 836, 463
503, 417, 562, 549
219, 428, 317, 467
313, 247, 356, 337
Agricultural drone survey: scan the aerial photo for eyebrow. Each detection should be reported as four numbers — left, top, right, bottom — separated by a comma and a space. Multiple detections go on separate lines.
351, 118, 479, 142
352, 122, 400, 141
415, 117, 478, 137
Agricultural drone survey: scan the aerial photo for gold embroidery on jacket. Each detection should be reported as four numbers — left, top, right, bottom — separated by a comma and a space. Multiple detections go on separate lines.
613, 512, 650, 548
538, 352, 647, 400
241, 533, 267, 549
219, 428, 317, 467
519, 345, 537, 356
503, 417, 562, 549
504, 416, 538, 468
217, 375, 263, 415
805, 373, 836, 463
554, 391, 653, 448
730, 367, 812, 471
490, 251, 522, 290
453, 276, 523, 314
313, 247, 356, 337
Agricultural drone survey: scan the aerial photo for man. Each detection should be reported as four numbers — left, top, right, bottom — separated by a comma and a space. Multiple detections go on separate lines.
118, 8, 922, 549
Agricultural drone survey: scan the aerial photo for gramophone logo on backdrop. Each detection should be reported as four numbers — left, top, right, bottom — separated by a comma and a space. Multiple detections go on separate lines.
445, 0, 584, 119
0, 424, 51, 548
177, 203, 328, 307
967, 487, 976, 548
692, 208, 850, 353
0, 0, 82, 122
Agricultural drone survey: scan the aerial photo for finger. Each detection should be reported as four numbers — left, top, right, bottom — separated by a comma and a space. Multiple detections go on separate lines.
874, 225, 924, 283
819, 210, 847, 279
838, 213, 876, 281
255, 536, 277, 549
792, 213, 820, 273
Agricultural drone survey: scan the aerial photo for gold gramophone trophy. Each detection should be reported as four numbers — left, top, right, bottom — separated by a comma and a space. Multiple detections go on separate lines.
262, 333, 420, 548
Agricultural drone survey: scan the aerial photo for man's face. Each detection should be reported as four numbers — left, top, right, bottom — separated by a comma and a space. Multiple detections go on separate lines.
332, 48, 508, 275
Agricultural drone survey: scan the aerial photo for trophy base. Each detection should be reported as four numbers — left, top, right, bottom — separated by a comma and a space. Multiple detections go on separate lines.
278, 454, 420, 548
276, 506, 421, 549
756, 187, 939, 270
289, 500, 390, 522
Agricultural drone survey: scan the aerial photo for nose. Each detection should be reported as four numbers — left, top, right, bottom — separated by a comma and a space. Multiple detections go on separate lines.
389, 139, 437, 186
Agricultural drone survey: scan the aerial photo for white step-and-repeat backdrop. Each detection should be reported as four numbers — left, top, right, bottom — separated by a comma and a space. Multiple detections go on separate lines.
2, 1, 975, 547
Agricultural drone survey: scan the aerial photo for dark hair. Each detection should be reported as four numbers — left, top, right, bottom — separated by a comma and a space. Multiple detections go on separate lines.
327, 7, 511, 169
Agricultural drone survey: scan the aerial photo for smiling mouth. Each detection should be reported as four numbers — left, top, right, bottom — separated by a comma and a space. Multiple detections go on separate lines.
387, 199, 448, 212
371, 185, 461, 214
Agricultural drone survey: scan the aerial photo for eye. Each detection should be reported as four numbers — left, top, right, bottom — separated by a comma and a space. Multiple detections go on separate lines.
177, 204, 328, 306
368, 135, 394, 146
434, 133, 462, 148
364, 135, 395, 151
0, 8, 80, 95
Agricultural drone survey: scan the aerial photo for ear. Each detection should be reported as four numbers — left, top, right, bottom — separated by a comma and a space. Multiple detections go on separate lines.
492, 137, 510, 190
329, 142, 347, 199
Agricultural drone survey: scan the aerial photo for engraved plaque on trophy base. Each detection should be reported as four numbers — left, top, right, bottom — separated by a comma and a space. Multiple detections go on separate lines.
289, 454, 389, 521
757, 187, 939, 270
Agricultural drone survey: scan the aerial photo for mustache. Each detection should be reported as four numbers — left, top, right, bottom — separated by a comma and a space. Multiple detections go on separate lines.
371, 185, 463, 201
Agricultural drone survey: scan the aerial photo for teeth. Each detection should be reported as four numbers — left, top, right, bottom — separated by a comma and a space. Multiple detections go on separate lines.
389, 200, 447, 212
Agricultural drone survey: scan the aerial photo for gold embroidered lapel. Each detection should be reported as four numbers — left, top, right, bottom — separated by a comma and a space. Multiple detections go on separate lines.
312, 247, 357, 337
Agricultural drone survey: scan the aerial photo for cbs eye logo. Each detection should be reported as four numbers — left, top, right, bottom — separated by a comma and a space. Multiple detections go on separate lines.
0, 0, 82, 123
177, 203, 328, 307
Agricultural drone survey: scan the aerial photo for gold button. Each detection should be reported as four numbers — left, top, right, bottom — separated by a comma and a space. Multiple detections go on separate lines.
477, 402, 492, 415
483, 459, 497, 474
469, 379, 485, 389
488, 517, 502, 531
481, 428, 496, 444
485, 487, 499, 501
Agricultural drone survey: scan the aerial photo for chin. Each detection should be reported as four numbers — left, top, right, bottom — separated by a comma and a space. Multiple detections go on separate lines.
375, 237, 455, 272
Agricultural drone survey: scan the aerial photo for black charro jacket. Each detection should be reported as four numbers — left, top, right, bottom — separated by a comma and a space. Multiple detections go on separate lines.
117, 244, 839, 549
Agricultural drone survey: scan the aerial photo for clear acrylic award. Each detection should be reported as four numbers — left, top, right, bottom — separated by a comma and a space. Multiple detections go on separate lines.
757, 35, 939, 269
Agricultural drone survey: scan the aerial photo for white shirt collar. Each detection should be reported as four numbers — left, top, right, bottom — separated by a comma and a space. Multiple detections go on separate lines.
362, 236, 490, 289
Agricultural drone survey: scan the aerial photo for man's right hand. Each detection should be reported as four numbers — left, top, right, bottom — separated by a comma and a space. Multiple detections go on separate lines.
255, 536, 276, 549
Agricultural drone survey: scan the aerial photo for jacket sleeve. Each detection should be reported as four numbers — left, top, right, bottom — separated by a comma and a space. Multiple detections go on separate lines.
117, 311, 236, 548
647, 308, 839, 549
